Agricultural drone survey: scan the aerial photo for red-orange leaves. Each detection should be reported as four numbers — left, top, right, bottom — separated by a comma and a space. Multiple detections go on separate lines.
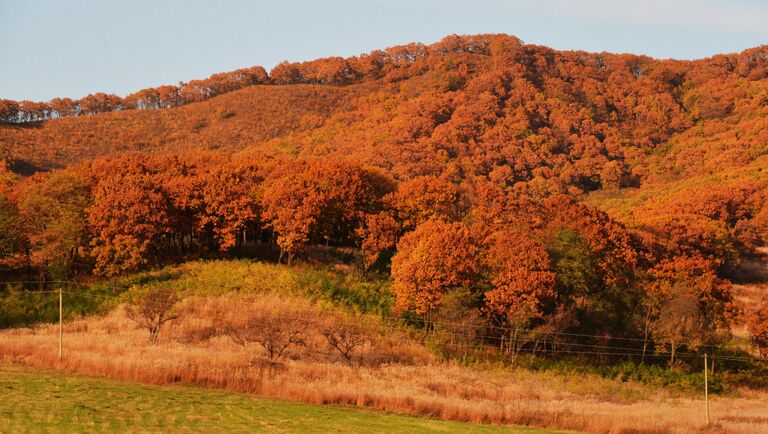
87, 171, 172, 275
357, 212, 399, 271
260, 159, 393, 263
193, 165, 259, 251
638, 213, 738, 271
0, 99, 20, 122
260, 175, 324, 264
90, 234, 148, 278
483, 229, 555, 321
78, 93, 122, 115
394, 175, 465, 229
749, 305, 768, 357
391, 221, 481, 314
649, 256, 734, 325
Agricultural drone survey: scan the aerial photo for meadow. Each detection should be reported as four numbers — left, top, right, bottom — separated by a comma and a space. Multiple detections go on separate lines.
0, 364, 550, 433
2, 260, 768, 434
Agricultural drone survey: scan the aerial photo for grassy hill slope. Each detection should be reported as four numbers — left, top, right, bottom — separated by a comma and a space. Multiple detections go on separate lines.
0, 365, 547, 433
2, 259, 768, 433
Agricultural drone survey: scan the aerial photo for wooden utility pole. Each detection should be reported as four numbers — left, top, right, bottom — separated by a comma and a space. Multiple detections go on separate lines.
704, 353, 710, 424
58, 288, 63, 360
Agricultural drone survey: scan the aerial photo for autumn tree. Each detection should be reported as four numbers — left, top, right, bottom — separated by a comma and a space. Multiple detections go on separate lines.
391, 221, 481, 317
0, 194, 22, 259
260, 174, 325, 264
393, 175, 465, 229
0, 99, 20, 122
749, 305, 768, 357
599, 160, 628, 190
269, 61, 304, 84
733, 198, 768, 250
305, 160, 393, 246
483, 229, 556, 326
260, 160, 393, 263
395, 176, 464, 228
192, 164, 259, 251
651, 284, 705, 364
49, 98, 77, 117
646, 256, 734, 362
639, 213, 739, 272
88, 170, 173, 276
78, 93, 122, 115
18, 101, 51, 121
13, 171, 90, 278
356, 212, 399, 272
545, 198, 641, 290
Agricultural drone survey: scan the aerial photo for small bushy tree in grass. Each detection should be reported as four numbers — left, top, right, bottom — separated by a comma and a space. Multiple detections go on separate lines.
225, 312, 309, 362
322, 321, 369, 365
126, 287, 181, 344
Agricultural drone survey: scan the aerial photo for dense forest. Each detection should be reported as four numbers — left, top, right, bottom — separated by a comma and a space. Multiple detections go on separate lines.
2, 33, 768, 360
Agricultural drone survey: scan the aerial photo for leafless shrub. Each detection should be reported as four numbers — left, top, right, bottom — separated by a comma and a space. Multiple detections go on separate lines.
125, 288, 181, 344
225, 312, 309, 362
323, 321, 369, 365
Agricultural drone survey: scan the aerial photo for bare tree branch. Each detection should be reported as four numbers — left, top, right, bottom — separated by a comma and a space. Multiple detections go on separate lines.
126, 288, 181, 344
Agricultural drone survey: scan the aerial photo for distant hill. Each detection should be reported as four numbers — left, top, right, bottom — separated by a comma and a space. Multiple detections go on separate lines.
2, 34, 767, 184
1, 84, 362, 172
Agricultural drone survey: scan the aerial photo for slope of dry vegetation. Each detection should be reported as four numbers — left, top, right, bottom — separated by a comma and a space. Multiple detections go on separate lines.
1, 271, 767, 434
1, 84, 363, 172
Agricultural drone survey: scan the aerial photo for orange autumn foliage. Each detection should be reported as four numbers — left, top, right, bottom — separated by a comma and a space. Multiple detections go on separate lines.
483, 229, 556, 320
357, 212, 400, 271
391, 221, 481, 314
749, 305, 768, 357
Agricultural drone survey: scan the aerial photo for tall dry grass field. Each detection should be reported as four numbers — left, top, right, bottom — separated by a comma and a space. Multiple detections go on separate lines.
1, 293, 767, 434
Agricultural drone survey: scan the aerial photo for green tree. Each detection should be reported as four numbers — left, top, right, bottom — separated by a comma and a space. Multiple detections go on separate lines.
0, 195, 22, 259
14, 171, 90, 279
544, 228, 599, 309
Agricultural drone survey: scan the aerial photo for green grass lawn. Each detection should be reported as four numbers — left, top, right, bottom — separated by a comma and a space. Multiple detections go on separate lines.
0, 365, 557, 433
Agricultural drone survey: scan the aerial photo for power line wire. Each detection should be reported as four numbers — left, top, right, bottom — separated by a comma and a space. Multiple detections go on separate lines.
3, 281, 766, 365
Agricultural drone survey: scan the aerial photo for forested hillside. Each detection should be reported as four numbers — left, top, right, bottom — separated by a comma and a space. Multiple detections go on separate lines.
2, 33, 768, 360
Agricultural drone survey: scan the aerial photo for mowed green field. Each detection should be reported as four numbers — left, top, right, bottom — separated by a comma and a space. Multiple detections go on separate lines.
0, 365, 557, 433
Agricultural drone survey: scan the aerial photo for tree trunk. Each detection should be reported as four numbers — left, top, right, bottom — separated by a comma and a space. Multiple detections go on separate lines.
642, 309, 651, 364
670, 341, 677, 365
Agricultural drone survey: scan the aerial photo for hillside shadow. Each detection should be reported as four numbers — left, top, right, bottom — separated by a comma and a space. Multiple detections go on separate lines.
0, 120, 45, 129
730, 248, 768, 284
9, 159, 51, 176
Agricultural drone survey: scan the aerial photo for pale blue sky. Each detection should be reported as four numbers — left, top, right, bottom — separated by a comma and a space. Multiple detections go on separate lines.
1, 0, 767, 101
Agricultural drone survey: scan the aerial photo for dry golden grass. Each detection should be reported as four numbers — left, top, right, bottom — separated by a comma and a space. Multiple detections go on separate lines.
2, 293, 767, 434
